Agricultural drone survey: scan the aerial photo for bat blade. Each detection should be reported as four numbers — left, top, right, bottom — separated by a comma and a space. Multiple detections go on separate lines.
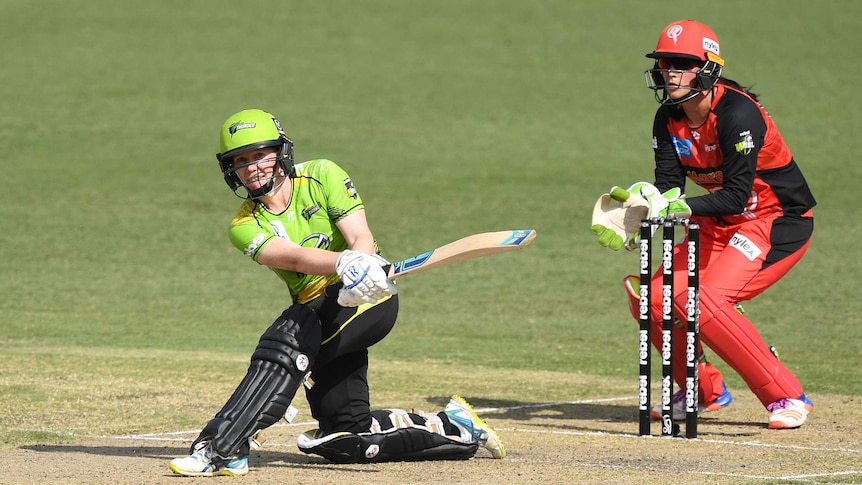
386, 229, 536, 279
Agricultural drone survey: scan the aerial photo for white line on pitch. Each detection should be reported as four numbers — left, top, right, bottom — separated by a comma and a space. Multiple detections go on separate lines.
112, 396, 862, 456
563, 462, 862, 482
109, 396, 862, 482
112, 397, 635, 441
507, 427, 862, 455
472, 396, 634, 414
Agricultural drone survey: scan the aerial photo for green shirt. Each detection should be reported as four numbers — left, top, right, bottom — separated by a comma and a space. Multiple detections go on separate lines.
228, 159, 372, 303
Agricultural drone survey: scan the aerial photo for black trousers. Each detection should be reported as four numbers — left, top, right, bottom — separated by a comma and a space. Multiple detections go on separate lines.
304, 285, 399, 435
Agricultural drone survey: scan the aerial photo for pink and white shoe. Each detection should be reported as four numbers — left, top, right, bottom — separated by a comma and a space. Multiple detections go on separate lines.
767, 398, 810, 429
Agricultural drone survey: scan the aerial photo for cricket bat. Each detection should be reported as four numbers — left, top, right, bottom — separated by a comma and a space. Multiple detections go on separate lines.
384, 229, 536, 279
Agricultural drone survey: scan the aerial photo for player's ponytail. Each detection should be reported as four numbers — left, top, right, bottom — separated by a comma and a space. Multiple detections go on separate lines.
717, 77, 759, 102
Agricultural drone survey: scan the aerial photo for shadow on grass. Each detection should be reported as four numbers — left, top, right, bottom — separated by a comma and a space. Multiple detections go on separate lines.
432, 395, 764, 438
17, 396, 764, 469
18, 443, 377, 474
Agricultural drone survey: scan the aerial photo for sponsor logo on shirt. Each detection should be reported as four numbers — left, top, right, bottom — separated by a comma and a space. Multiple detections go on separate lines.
244, 233, 268, 257
301, 233, 331, 250
270, 221, 289, 239
686, 170, 724, 188
672, 137, 693, 158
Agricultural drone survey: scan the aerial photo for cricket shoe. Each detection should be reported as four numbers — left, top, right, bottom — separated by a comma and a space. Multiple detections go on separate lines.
768, 396, 812, 429
799, 392, 814, 412
443, 395, 506, 459
651, 381, 733, 421
169, 440, 249, 477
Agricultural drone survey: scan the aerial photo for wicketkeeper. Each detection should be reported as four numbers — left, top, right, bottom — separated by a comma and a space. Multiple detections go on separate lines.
591, 20, 816, 429
169, 109, 504, 477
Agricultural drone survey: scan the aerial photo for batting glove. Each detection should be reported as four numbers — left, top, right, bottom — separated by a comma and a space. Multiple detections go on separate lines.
335, 250, 398, 307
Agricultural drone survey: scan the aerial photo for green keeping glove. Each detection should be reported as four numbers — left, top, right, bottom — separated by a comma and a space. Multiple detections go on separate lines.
660, 187, 692, 219
590, 182, 692, 251
625, 182, 667, 219
628, 183, 692, 219
591, 186, 649, 251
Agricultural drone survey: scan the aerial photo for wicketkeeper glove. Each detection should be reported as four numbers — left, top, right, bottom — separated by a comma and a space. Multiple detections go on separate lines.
335, 250, 398, 307
591, 185, 650, 251
591, 182, 692, 251
657, 187, 692, 219
627, 182, 691, 219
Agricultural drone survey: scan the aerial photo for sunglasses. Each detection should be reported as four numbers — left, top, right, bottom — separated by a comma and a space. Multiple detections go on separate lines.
657, 57, 702, 71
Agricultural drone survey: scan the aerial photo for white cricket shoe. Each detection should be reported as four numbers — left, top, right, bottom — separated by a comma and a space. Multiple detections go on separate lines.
767, 398, 810, 429
443, 395, 506, 459
169, 440, 249, 477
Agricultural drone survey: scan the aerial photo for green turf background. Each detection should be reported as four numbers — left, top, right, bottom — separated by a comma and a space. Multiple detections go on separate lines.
1, 0, 860, 446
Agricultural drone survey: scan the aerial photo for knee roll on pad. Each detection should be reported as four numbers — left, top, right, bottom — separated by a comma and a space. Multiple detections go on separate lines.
297, 428, 478, 464
195, 304, 322, 457
252, 304, 321, 371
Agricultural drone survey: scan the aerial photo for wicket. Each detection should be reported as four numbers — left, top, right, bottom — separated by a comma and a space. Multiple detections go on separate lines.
638, 218, 700, 438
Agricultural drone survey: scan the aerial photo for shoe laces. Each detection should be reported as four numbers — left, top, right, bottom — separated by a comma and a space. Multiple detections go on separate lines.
191, 440, 214, 461
767, 398, 791, 412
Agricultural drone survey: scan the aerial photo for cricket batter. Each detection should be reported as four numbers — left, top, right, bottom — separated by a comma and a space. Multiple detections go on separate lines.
169, 109, 504, 477
591, 20, 816, 429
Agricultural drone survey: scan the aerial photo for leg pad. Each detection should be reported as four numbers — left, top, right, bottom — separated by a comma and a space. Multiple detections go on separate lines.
297, 408, 477, 463
677, 284, 802, 405
297, 427, 477, 463
194, 304, 322, 457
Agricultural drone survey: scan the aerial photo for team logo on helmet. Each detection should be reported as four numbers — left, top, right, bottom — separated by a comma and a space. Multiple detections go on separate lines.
229, 121, 256, 136
666, 24, 683, 44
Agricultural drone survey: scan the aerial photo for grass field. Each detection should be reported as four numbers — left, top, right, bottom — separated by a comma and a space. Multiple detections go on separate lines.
2, 0, 861, 483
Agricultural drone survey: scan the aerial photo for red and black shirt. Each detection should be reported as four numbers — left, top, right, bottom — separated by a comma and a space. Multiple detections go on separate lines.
651, 84, 815, 224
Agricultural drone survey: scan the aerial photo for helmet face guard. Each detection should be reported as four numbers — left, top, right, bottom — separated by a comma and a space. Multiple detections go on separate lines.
643, 20, 725, 105
216, 109, 295, 200
644, 55, 724, 105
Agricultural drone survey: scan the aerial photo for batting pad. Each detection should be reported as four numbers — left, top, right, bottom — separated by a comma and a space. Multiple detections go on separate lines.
195, 304, 322, 458
297, 426, 476, 463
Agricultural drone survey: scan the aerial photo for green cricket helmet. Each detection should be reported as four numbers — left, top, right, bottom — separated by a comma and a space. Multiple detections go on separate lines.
216, 109, 295, 200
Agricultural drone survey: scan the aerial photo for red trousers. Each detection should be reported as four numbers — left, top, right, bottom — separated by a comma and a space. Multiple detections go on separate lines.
627, 211, 813, 407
